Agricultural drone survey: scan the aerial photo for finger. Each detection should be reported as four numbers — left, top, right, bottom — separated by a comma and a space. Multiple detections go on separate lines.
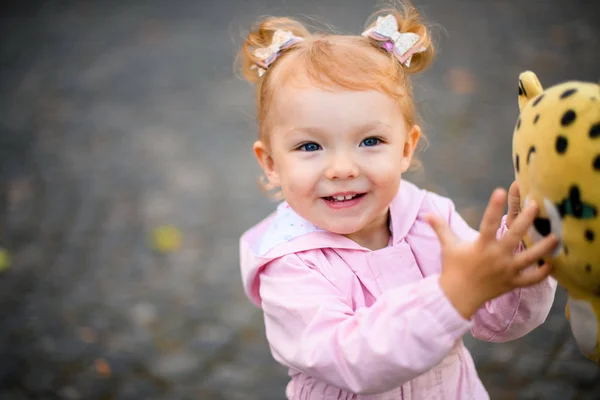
506, 182, 521, 228
425, 213, 457, 247
501, 200, 539, 249
508, 181, 520, 199
512, 262, 552, 287
479, 188, 507, 241
510, 234, 558, 270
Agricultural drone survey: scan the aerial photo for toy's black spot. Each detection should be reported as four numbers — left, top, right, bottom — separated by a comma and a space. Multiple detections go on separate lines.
594, 155, 600, 171
561, 110, 576, 126
533, 94, 545, 106
515, 154, 520, 172
555, 135, 568, 154
516, 118, 521, 130
527, 146, 536, 164
591, 123, 600, 139
564, 245, 568, 255
518, 85, 523, 96
537, 259, 545, 267
534, 114, 540, 124
560, 88, 577, 99
534, 218, 551, 236
570, 186, 583, 214
586, 265, 592, 273
585, 229, 595, 242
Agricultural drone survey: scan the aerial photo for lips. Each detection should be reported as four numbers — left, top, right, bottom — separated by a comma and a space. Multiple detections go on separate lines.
323, 193, 365, 202
321, 192, 367, 210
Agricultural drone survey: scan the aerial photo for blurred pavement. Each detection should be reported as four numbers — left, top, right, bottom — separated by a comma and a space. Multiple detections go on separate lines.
0, 0, 599, 399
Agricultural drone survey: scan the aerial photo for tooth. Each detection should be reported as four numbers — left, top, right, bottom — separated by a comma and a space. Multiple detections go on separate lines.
344, 195, 354, 200
335, 196, 345, 201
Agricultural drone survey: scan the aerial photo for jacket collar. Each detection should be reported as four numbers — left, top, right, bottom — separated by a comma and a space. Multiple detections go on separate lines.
255, 180, 427, 258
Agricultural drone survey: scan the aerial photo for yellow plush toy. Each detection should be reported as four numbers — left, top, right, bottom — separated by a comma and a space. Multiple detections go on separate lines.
512, 70, 600, 363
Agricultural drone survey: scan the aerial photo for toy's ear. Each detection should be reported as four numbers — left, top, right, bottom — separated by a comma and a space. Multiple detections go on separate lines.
518, 71, 544, 111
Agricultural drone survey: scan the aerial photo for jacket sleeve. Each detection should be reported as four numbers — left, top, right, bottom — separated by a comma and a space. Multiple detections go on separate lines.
447, 203, 557, 342
258, 253, 472, 395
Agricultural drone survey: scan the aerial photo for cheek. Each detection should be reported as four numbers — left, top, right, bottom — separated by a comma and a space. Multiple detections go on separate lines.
279, 162, 318, 195
362, 157, 403, 186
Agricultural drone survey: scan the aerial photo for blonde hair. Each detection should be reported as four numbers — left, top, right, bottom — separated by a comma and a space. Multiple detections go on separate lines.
238, 1, 435, 195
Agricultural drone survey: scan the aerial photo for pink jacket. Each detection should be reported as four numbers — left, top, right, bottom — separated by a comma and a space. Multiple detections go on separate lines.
239, 181, 557, 400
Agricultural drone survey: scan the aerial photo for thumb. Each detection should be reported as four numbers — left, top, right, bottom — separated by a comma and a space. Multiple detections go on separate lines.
507, 181, 521, 228
508, 181, 520, 207
425, 213, 456, 247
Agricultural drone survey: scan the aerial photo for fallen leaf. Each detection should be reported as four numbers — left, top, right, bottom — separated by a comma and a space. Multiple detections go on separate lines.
150, 225, 182, 253
0, 249, 11, 272
78, 327, 97, 343
550, 24, 567, 46
446, 68, 477, 94
95, 358, 111, 378
138, 20, 167, 45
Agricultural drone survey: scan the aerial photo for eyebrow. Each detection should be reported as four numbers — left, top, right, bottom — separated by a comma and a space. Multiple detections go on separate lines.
287, 121, 392, 136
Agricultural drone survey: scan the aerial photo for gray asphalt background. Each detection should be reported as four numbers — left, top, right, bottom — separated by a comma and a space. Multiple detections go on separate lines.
0, 0, 599, 399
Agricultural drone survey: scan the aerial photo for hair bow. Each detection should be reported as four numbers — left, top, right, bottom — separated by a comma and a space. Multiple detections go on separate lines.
251, 30, 304, 77
362, 14, 426, 67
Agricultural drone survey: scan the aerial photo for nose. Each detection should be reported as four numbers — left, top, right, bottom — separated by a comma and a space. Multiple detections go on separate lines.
325, 152, 359, 180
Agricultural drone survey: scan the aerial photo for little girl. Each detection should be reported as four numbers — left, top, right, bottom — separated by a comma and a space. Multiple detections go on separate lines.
238, 3, 558, 399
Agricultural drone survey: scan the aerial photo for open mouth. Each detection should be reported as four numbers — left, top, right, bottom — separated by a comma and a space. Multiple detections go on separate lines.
323, 193, 366, 202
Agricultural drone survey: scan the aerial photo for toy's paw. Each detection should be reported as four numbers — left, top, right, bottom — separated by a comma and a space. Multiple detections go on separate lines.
567, 297, 599, 360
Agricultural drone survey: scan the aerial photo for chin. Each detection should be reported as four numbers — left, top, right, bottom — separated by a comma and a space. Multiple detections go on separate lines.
316, 220, 364, 236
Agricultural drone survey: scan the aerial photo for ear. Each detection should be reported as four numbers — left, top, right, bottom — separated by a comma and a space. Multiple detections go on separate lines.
400, 124, 422, 172
253, 140, 281, 187
518, 71, 544, 111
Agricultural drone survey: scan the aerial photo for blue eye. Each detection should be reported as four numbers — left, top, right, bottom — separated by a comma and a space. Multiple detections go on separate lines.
299, 142, 321, 152
361, 137, 380, 147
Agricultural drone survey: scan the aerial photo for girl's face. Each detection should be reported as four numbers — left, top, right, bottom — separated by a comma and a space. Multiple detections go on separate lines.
254, 83, 420, 243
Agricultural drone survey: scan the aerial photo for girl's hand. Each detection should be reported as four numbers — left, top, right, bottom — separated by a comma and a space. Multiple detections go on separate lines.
426, 188, 558, 320
506, 181, 521, 229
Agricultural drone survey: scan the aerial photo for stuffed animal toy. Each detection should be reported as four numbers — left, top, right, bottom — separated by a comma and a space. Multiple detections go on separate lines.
512, 70, 600, 363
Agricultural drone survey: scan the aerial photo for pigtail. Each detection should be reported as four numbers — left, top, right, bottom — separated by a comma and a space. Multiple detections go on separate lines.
365, 1, 435, 74
239, 17, 311, 84
238, 17, 310, 199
